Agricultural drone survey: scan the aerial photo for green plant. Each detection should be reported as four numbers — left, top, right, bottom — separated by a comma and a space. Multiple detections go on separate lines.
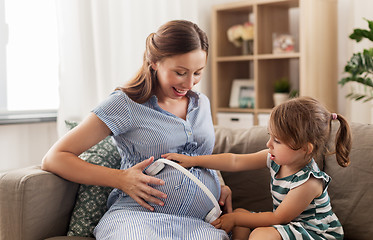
289, 89, 299, 99
274, 77, 290, 93
338, 18, 373, 102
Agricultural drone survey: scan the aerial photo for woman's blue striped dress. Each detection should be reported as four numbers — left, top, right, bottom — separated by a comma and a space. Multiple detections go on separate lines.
267, 155, 344, 240
92, 90, 228, 239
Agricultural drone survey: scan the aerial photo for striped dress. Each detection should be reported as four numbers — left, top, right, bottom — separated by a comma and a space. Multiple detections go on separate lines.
267, 155, 344, 240
92, 90, 228, 240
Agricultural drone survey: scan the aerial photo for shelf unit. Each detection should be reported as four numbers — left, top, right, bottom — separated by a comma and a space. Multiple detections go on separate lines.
211, 0, 338, 126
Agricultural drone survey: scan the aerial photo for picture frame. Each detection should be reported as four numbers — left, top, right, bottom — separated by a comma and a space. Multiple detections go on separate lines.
272, 33, 294, 54
229, 79, 255, 108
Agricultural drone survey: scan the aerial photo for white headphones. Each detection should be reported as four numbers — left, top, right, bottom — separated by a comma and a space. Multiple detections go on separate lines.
145, 158, 222, 223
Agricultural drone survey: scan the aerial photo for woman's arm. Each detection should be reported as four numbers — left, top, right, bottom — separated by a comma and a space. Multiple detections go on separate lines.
42, 113, 113, 184
42, 113, 167, 211
162, 149, 269, 172
213, 177, 323, 232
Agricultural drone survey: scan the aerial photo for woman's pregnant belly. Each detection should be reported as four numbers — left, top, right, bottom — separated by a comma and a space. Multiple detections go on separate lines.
111, 165, 221, 220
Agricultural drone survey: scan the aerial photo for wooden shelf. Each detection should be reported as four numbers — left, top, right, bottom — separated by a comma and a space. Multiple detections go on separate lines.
257, 52, 300, 59
211, 0, 338, 127
217, 55, 255, 62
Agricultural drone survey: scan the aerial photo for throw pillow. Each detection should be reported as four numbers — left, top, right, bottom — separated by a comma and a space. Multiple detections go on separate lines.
65, 120, 121, 238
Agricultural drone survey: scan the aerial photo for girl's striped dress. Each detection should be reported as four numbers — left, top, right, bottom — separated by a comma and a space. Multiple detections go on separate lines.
267, 155, 344, 240
92, 90, 228, 240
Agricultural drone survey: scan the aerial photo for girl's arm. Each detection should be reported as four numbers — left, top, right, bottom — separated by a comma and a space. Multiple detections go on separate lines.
214, 176, 323, 232
42, 113, 166, 211
162, 149, 268, 172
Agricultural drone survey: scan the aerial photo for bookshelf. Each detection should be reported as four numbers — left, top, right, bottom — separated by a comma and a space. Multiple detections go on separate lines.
211, 0, 338, 126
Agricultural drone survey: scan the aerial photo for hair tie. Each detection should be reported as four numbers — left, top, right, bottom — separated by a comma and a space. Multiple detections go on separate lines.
331, 113, 338, 120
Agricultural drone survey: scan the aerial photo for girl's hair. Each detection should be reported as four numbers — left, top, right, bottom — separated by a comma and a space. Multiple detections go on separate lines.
117, 20, 209, 103
269, 96, 351, 167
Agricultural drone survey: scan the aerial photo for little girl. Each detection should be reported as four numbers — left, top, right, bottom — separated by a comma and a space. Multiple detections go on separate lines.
162, 96, 351, 240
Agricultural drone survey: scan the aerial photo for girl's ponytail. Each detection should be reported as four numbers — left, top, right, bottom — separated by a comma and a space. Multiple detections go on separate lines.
333, 113, 352, 167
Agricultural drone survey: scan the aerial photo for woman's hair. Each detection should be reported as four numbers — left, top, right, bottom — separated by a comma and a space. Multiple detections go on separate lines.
117, 20, 209, 103
269, 96, 351, 167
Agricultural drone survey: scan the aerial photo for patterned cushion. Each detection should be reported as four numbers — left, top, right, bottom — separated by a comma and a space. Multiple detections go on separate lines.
65, 120, 121, 238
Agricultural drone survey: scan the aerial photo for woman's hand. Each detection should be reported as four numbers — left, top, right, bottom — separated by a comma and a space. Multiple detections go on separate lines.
219, 185, 233, 214
117, 157, 167, 211
161, 153, 196, 168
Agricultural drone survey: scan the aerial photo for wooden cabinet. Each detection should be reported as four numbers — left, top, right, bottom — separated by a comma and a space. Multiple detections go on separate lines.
210, 0, 338, 126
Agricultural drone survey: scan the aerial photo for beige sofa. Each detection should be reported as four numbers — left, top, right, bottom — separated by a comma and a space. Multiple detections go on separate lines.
1, 122, 372, 240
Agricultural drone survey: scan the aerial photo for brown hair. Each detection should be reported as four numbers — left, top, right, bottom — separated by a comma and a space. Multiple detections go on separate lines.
269, 96, 351, 167
117, 20, 209, 103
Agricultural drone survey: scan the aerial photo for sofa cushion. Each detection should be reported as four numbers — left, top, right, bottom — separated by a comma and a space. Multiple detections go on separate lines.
65, 121, 121, 238
324, 122, 373, 240
214, 126, 273, 212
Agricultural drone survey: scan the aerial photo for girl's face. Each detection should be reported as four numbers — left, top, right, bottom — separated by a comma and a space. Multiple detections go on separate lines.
152, 49, 207, 100
266, 131, 308, 168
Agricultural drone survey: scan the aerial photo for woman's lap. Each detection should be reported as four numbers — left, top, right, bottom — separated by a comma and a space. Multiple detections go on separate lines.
94, 210, 228, 239
94, 166, 227, 239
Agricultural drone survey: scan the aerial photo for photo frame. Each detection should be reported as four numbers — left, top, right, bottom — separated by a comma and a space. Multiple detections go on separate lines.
272, 33, 294, 54
229, 79, 255, 108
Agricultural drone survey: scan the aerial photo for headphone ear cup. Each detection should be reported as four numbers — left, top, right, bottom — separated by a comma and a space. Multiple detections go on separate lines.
204, 207, 221, 223
145, 161, 165, 176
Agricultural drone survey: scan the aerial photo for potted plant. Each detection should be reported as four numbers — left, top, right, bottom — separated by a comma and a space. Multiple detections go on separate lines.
338, 18, 373, 102
273, 77, 290, 106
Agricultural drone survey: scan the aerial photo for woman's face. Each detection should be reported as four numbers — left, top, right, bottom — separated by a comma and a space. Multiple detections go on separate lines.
152, 49, 207, 100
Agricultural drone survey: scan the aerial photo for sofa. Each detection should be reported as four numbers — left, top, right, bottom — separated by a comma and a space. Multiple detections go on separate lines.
0, 122, 372, 240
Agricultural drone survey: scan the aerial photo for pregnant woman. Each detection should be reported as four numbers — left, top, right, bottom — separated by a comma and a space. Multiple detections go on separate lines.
42, 20, 231, 239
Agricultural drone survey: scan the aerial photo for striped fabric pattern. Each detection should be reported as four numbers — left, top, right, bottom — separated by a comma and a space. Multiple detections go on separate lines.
94, 166, 227, 239
92, 90, 228, 239
267, 155, 344, 240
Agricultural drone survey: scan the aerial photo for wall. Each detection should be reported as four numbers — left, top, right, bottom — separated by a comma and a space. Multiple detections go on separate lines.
0, 122, 58, 171
337, 0, 373, 124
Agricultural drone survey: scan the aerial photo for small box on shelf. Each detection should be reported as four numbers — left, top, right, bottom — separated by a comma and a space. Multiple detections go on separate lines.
217, 112, 254, 129
258, 113, 270, 127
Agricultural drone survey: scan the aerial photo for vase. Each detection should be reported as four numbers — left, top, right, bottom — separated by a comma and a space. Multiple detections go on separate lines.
242, 40, 253, 55
273, 93, 289, 106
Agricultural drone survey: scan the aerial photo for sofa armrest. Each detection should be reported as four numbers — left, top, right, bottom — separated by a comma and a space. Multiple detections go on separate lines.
0, 166, 79, 240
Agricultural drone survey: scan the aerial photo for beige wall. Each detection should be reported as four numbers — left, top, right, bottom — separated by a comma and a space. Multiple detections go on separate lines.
337, 0, 373, 124
0, 122, 58, 171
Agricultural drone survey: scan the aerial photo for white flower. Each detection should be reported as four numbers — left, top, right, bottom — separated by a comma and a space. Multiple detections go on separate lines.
241, 22, 254, 41
227, 22, 254, 47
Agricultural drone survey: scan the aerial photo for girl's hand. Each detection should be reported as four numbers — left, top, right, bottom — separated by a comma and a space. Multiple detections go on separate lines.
219, 185, 233, 214
211, 213, 236, 233
161, 153, 196, 168
117, 157, 167, 211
